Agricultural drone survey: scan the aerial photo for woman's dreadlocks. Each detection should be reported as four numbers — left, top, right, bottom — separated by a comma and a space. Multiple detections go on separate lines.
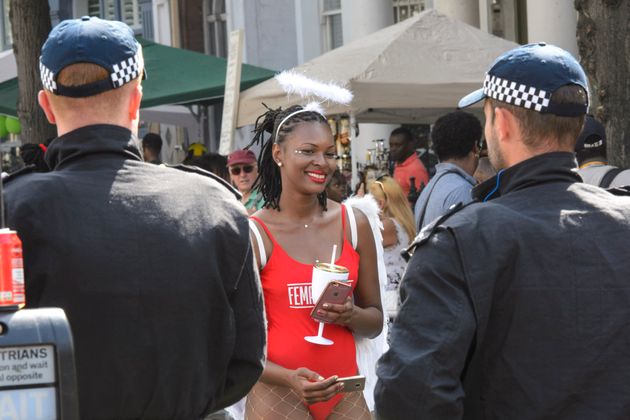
246, 104, 330, 211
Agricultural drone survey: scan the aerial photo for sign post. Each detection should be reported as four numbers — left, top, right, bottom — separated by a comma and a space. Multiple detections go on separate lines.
0, 308, 78, 420
219, 29, 244, 156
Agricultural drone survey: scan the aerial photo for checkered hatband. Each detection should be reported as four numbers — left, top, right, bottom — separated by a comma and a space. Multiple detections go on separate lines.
110, 53, 141, 88
40, 62, 58, 93
483, 74, 551, 112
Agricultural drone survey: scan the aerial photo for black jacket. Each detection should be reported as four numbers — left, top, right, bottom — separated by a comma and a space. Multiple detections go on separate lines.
5, 125, 265, 419
375, 152, 630, 420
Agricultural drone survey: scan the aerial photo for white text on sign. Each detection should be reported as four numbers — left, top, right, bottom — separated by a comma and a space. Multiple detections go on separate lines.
0, 387, 56, 420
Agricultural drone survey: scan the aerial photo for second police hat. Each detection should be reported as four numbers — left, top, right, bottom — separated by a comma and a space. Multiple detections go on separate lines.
39, 16, 146, 98
575, 115, 606, 152
458, 42, 588, 117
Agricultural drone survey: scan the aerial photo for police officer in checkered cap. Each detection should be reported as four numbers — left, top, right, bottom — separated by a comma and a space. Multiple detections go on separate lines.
375, 43, 630, 420
4, 17, 265, 419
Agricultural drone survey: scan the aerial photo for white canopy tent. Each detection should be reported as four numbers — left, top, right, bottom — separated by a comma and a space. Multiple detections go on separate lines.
0, 50, 16, 84
236, 9, 519, 127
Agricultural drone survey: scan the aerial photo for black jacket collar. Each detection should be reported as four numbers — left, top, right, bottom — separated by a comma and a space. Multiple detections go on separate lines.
473, 152, 580, 202
45, 124, 143, 170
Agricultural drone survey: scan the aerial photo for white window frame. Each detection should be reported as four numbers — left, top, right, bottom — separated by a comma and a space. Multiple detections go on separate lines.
88, 0, 143, 33
321, 0, 342, 52
392, 0, 425, 23
203, 0, 228, 58
0, 0, 11, 51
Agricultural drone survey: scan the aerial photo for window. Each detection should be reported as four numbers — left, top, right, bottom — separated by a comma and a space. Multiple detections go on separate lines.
490, 0, 526, 43
203, 0, 227, 57
322, 0, 343, 51
88, 0, 143, 34
393, 0, 425, 23
0, 0, 11, 51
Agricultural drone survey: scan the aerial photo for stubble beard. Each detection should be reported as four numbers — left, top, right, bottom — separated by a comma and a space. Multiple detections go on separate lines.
487, 129, 505, 171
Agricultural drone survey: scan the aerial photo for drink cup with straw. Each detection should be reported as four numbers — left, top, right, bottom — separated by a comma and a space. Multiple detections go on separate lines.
305, 244, 349, 345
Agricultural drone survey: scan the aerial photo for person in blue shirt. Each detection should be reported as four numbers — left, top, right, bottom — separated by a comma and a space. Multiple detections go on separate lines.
414, 111, 481, 229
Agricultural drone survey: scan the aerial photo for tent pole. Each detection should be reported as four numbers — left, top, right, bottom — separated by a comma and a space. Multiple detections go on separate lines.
350, 114, 358, 190
202, 104, 210, 148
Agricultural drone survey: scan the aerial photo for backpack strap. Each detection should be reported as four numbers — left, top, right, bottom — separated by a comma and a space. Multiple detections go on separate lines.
248, 219, 267, 269
416, 169, 461, 230
346, 206, 358, 250
599, 167, 624, 188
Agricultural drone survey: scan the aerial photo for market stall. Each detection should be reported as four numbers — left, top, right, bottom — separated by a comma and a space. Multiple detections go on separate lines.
236, 9, 519, 184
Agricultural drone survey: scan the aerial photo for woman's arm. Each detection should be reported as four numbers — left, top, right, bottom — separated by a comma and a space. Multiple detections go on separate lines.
381, 217, 398, 248
259, 361, 342, 404
320, 208, 384, 338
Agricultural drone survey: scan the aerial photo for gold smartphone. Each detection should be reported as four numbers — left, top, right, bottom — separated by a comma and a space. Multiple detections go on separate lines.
310, 281, 353, 323
334, 375, 366, 392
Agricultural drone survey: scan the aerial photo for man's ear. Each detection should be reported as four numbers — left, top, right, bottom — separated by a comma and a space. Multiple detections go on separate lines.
492, 107, 517, 145
38, 90, 57, 125
128, 83, 143, 122
472, 142, 480, 157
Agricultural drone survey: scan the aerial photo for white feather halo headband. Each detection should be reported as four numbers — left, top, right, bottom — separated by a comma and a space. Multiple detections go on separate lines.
275, 71, 353, 105
273, 71, 353, 139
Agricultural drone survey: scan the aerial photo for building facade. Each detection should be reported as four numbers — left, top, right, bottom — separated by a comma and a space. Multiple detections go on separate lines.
1, 0, 580, 163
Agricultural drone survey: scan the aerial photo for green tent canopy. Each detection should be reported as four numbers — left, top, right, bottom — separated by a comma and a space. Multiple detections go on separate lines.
0, 78, 18, 116
0, 37, 275, 116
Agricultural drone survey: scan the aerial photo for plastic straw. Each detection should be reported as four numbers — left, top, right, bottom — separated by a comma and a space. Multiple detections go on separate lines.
330, 244, 337, 266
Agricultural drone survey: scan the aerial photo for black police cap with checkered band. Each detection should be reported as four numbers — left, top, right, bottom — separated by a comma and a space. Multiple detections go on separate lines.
39, 16, 146, 98
458, 42, 588, 117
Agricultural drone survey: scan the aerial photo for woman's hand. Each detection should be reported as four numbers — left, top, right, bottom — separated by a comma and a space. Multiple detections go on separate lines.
286, 367, 343, 404
316, 296, 355, 327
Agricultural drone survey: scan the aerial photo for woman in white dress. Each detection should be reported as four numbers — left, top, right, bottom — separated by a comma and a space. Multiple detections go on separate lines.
368, 176, 416, 326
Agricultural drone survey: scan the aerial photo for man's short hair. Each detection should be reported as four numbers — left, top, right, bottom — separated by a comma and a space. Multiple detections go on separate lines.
488, 85, 587, 150
431, 111, 481, 161
390, 127, 414, 144
142, 133, 163, 153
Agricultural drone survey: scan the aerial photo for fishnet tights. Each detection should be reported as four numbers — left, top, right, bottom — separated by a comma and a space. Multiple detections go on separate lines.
245, 381, 372, 420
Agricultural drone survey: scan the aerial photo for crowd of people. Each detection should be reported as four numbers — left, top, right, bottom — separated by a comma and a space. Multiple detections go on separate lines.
6, 15, 630, 420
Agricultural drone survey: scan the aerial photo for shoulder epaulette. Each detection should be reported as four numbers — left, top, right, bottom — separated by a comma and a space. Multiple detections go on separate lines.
401, 200, 476, 261
2, 165, 37, 184
164, 163, 242, 200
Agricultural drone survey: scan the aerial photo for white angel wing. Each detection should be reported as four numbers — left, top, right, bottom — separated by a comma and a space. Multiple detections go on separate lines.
344, 194, 390, 412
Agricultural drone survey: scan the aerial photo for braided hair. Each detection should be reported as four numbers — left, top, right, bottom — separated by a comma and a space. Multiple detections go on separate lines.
246, 104, 330, 211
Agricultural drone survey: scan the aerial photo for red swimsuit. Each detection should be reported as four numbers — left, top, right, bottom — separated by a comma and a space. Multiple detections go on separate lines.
251, 206, 360, 420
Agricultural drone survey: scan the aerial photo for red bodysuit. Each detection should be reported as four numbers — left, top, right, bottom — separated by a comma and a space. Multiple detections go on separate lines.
250, 206, 360, 420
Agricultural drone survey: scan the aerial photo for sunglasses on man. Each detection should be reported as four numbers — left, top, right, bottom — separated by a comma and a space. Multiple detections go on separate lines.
230, 165, 255, 176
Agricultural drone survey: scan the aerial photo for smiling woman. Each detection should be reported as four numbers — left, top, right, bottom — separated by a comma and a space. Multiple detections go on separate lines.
244, 105, 383, 420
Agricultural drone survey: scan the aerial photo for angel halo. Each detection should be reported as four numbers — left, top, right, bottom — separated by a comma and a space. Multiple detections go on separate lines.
273, 71, 353, 139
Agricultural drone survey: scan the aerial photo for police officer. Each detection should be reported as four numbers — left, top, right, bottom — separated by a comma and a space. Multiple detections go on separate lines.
375, 43, 630, 419
4, 17, 265, 419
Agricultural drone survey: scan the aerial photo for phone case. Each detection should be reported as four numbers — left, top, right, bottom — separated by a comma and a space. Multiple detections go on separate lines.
310, 281, 352, 323
335, 375, 366, 392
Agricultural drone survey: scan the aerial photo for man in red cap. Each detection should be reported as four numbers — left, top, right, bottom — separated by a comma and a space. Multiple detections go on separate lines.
228, 149, 264, 214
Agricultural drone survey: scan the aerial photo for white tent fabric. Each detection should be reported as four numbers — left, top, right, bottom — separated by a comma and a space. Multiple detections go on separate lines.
236, 9, 519, 127
0, 49, 17, 84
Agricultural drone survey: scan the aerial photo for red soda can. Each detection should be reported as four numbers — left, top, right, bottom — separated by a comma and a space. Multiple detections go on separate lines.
0, 229, 25, 309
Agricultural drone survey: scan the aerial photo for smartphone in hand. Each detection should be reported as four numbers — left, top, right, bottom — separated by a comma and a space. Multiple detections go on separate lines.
310, 281, 352, 323
335, 375, 366, 392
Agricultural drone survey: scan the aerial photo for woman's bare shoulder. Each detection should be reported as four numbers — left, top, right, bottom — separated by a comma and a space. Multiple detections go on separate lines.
251, 207, 278, 224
